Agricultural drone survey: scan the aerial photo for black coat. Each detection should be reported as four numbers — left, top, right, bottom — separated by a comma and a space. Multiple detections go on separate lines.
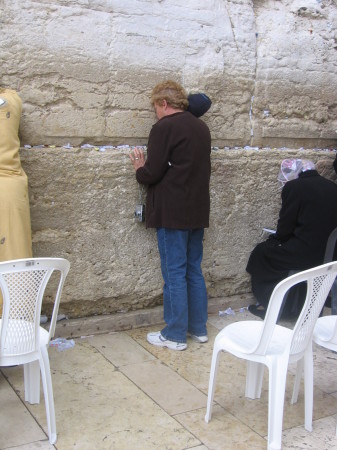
246, 170, 337, 314
136, 111, 211, 229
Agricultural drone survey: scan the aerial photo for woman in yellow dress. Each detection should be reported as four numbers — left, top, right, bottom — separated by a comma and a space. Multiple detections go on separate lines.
0, 88, 32, 309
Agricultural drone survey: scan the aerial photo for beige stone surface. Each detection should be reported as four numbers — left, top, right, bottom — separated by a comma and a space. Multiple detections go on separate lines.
0, 373, 47, 448
121, 358, 207, 415
0, 1, 336, 149
88, 332, 156, 367
20, 146, 336, 318
175, 405, 267, 450
6, 444, 54, 450
282, 415, 337, 449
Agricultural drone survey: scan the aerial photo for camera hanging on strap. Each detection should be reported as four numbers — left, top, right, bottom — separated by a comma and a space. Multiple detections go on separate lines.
134, 183, 145, 222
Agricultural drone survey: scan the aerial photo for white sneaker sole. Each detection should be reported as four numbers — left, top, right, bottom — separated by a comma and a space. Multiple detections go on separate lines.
147, 332, 187, 351
188, 334, 208, 343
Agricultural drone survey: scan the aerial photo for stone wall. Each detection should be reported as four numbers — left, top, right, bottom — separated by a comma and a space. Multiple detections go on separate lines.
21, 146, 336, 318
1, 0, 336, 149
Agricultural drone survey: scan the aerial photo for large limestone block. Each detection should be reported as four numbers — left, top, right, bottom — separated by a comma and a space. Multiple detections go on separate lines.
21, 146, 336, 318
253, 0, 337, 148
2, 1, 335, 148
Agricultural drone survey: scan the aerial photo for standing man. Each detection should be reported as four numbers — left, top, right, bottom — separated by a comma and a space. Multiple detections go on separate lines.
130, 80, 211, 351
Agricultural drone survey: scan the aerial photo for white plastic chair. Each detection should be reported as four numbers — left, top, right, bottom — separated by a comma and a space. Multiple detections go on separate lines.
313, 315, 337, 351
292, 314, 337, 435
322, 227, 337, 315
0, 257, 70, 444
205, 261, 337, 450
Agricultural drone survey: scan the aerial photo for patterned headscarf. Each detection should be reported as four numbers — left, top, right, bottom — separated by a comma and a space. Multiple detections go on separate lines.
278, 159, 316, 188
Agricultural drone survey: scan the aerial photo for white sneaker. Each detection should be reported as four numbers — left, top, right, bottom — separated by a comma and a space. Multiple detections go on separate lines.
188, 333, 208, 343
147, 331, 187, 351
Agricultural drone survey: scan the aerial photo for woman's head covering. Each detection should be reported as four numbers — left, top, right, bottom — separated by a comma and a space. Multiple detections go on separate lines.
278, 159, 316, 188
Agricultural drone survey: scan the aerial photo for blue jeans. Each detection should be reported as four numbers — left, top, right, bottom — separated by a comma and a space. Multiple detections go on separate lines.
156, 228, 208, 343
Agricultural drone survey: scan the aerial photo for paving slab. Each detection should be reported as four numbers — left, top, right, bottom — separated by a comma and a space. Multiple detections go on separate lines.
0, 372, 48, 449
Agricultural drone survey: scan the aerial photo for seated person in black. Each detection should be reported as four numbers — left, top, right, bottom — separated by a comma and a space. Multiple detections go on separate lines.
247, 159, 337, 319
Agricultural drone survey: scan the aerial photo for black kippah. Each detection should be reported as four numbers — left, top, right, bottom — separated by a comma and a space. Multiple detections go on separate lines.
187, 93, 212, 117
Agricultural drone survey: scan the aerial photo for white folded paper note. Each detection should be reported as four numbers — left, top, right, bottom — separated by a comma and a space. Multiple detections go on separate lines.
263, 228, 276, 234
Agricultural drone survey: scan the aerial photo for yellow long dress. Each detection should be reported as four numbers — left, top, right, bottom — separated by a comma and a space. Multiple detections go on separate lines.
0, 88, 32, 309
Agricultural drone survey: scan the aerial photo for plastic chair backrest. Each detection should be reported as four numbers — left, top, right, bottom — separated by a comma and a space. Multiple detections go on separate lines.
251, 261, 337, 356
323, 227, 337, 263
0, 258, 70, 358
290, 267, 337, 355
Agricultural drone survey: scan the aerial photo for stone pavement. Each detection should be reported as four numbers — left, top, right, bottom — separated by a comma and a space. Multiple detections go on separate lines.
1, 308, 337, 450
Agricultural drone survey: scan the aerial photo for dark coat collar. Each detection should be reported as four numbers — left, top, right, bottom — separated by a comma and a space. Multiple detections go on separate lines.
298, 170, 319, 178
